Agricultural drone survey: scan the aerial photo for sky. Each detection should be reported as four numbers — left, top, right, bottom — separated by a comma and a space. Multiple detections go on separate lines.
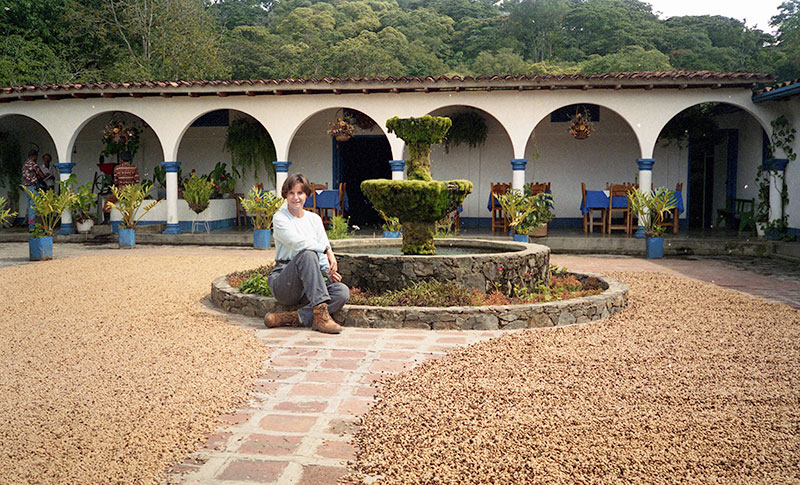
645, 0, 785, 33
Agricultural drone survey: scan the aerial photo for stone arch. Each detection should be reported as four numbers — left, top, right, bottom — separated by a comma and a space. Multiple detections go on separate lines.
0, 113, 58, 162
175, 108, 277, 192
653, 101, 769, 229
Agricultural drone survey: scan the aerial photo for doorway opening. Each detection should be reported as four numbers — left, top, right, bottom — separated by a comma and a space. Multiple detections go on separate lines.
335, 135, 392, 226
687, 129, 739, 229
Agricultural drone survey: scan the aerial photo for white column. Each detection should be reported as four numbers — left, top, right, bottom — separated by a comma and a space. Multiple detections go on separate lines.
766, 158, 789, 224
389, 160, 405, 180
161, 161, 181, 234
54, 163, 75, 234
511, 159, 527, 191
273, 161, 291, 192
635, 158, 655, 238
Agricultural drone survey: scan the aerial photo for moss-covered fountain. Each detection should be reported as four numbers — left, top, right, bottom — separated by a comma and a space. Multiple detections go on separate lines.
361, 116, 473, 255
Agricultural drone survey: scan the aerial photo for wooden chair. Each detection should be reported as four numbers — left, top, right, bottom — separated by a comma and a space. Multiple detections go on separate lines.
490, 182, 511, 234
528, 182, 550, 195
658, 182, 682, 234
581, 182, 605, 234
335, 182, 347, 217
234, 193, 247, 229
607, 184, 632, 234
313, 182, 334, 224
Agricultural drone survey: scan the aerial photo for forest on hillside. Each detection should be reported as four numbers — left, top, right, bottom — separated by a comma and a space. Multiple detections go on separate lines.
0, 0, 798, 87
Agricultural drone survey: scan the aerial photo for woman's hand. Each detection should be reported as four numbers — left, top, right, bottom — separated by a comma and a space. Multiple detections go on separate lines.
327, 249, 342, 282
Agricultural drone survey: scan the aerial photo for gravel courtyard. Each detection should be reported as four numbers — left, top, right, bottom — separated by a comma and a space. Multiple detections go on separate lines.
348, 271, 800, 483
1, 244, 798, 484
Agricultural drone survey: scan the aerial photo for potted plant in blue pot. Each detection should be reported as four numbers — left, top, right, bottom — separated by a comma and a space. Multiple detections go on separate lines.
628, 186, 677, 259
378, 209, 401, 238
106, 183, 162, 248
497, 188, 553, 242
21, 186, 75, 260
240, 185, 283, 249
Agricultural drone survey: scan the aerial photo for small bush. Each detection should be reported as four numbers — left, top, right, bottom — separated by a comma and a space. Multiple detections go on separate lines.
240, 272, 272, 296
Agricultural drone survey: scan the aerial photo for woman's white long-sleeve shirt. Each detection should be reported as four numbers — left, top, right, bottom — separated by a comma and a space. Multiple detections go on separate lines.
272, 207, 330, 271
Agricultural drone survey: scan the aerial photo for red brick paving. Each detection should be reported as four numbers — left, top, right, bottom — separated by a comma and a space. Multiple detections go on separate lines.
176, 254, 799, 484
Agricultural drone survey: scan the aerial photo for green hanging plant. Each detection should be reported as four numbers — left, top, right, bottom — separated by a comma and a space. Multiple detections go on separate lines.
224, 118, 277, 184
658, 103, 718, 149
443, 111, 488, 153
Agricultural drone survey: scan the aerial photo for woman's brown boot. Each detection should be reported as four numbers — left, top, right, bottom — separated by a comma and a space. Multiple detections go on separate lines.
312, 303, 342, 334
265, 311, 301, 328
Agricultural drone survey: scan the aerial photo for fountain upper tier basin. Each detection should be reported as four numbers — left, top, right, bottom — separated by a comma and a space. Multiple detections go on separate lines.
333, 238, 550, 294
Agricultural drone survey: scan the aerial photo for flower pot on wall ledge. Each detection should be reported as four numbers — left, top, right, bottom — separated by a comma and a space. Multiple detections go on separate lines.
76, 220, 94, 234
253, 229, 271, 249
118, 228, 136, 249
529, 223, 548, 238
645, 236, 664, 259
29, 236, 53, 261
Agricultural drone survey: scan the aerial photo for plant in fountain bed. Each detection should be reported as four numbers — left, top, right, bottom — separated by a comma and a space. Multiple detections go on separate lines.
361, 116, 473, 254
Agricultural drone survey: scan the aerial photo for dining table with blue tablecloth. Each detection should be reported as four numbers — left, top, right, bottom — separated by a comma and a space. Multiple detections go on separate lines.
304, 189, 349, 212
581, 190, 685, 217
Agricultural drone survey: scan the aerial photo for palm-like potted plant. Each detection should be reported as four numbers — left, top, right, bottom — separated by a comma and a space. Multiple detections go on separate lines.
21, 186, 76, 260
378, 209, 401, 238
497, 189, 553, 241
239, 186, 283, 249
70, 180, 97, 233
106, 183, 162, 248
0, 196, 17, 227
627, 186, 677, 259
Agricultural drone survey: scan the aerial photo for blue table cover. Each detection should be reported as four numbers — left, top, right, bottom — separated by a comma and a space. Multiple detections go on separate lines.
304, 189, 349, 212
581, 189, 684, 215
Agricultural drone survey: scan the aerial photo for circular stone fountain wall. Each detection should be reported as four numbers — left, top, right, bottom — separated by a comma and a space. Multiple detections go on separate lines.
334, 238, 551, 294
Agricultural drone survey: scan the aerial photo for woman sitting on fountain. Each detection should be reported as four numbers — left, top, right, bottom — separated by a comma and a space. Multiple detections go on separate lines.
266, 173, 349, 334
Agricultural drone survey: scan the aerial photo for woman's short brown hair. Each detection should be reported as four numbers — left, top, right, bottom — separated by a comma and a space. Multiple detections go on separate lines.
281, 173, 313, 198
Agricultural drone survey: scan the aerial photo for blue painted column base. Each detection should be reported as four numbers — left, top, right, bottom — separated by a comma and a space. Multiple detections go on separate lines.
57, 223, 75, 235
634, 225, 646, 238
163, 223, 181, 235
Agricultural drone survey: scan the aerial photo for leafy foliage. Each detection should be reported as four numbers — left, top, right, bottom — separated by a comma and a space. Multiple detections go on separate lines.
0, 195, 17, 227
326, 215, 358, 240
239, 272, 272, 296
69, 178, 97, 223
226, 262, 275, 288
497, 188, 554, 235
348, 271, 602, 307
21, 185, 76, 237
443, 111, 488, 153
106, 183, 162, 229
239, 185, 283, 229
627, 186, 678, 237
183, 173, 215, 214
224, 118, 277, 182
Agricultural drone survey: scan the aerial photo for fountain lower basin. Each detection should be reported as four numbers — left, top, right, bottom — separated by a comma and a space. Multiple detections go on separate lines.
334, 238, 550, 294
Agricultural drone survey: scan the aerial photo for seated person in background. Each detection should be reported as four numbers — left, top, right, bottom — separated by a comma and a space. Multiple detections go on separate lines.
40, 153, 57, 190
104, 151, 139, 214
266, 173, 349, 334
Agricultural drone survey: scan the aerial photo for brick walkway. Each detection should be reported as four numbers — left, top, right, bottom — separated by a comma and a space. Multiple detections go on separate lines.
175, 323, 506, 484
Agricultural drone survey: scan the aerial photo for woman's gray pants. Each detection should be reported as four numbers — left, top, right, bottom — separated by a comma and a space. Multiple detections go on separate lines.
268, 249, 349, 327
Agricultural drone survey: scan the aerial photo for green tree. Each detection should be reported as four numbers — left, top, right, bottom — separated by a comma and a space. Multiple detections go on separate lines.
471, 48, 531, 75
502, 0, 569, 63
771, 0, 800, 79
579, 45, 672, 73
207, 0, 272, 29
100, 0, 230, 81
562, 0, 662, 58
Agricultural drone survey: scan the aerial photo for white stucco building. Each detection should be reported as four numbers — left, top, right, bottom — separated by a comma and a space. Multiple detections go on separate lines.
0, 71, 796, 236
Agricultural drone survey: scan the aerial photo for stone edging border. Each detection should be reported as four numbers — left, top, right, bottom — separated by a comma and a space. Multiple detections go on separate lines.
210, 272, 628, 330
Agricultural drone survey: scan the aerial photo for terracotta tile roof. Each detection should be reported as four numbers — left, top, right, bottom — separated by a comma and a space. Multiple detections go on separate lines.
0, 71, 774, 101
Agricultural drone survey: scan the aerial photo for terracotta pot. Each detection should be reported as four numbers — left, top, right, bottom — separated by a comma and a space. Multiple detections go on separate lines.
335, 134, 351, 142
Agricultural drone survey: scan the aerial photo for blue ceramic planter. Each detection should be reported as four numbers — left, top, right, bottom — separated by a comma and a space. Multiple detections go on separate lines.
646, 236, 664, 259
254, 229, 271, 249
512, 233, 529, 243
29, 236, 53, 261
382, 230, 401, 238
118, 228, 136, 249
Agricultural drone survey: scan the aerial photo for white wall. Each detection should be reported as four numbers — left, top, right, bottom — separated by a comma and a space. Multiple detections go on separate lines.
525, 107, 641, 220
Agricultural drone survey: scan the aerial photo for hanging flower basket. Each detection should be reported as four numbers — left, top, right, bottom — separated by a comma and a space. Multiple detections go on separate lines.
328, 110, 355, 142
569, 109, 593, 140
